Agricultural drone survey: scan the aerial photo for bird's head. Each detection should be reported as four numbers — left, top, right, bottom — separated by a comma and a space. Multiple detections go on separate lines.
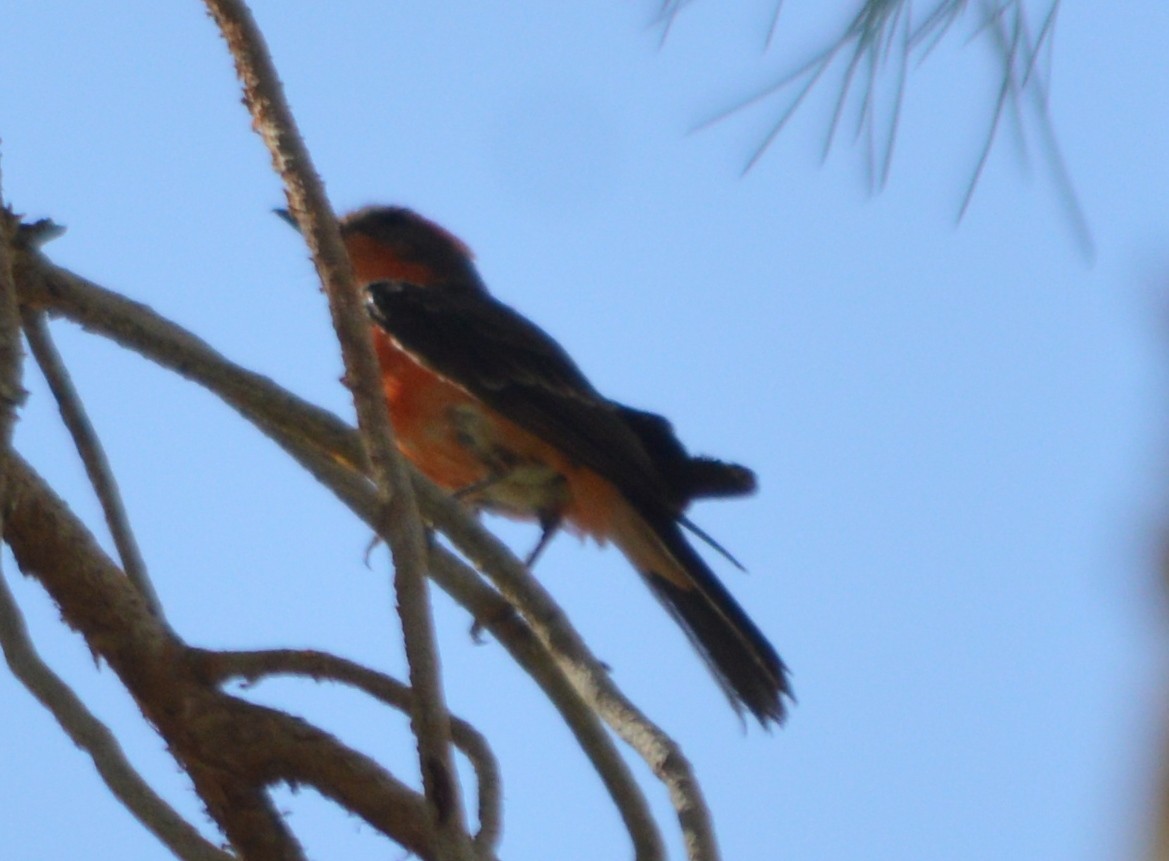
276, 204, 484, 290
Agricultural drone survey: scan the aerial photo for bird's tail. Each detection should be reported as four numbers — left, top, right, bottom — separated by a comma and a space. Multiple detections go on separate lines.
609, 503, 791, 725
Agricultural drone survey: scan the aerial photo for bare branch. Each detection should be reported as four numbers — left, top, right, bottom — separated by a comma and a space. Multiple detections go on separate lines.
202, 432, 662, 859
415, 481, 718, 860
192, 647, 502, 856
7, 190, 220, 860
204, 419, 666, 860
0, 200, 27, 469
2, 451, 448, 859
18, 257, 676, 859
428, 550, 666, 861
20, 308, 165, 620
202, 4, 467, 851
16, 259, 364, 473
0, 569, 235, 861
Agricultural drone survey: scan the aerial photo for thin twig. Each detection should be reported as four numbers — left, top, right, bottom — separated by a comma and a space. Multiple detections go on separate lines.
0, 569, 235, 861
202, 5, 468, 854
20, 309, 164, 621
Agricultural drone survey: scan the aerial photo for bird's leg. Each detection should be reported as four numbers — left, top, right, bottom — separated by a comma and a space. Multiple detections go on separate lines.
468, 514, 559, 644
467, 508, 560, 642
523, 510, 562, 570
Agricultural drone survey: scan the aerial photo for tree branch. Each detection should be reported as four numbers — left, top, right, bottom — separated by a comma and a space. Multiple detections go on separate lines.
427, 549, 666, 861
200, 6, 466, 852
0, 202, 25, 460
16, 252, 706, 859
191, 646, 502, 856
0, 568, 235, 861
20, 308, 164, 620
415, 476, 717, 860
16, 258, 363, 472
207, 413, 664, 859
2, 452, 447, 860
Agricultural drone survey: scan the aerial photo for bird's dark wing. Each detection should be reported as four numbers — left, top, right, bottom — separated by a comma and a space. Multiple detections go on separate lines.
614, 405, 757, 506
364, 280, 671, 505
366, 280, 790, 723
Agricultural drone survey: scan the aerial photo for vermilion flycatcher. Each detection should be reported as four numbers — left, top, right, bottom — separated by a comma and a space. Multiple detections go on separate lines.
299, 205, 791, 724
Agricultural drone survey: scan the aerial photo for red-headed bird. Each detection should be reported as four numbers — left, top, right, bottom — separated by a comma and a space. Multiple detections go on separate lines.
302, 205, 792, 725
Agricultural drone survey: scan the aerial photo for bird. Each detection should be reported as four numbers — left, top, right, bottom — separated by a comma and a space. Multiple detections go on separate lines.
287, 205, 792, 725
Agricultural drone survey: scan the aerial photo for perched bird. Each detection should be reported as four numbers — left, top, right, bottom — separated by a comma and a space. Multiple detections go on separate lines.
292, 205, 792, 724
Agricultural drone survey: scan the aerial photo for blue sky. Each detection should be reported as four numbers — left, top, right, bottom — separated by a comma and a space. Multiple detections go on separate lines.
2, 2, 1168, 859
